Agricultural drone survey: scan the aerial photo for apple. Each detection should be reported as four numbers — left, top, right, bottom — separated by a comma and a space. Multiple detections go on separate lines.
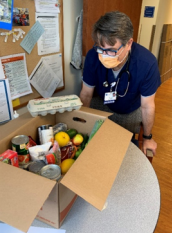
73, 134, 83, 146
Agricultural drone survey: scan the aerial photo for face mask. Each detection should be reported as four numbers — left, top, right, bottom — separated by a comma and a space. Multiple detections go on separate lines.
98, 48, 128, 69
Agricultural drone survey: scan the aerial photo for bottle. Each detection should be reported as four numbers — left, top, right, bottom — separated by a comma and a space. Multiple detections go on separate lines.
13, 110, 19, 119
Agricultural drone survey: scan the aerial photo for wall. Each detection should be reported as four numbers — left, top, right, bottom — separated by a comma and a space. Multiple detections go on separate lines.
17, 0, 83, 116
138, 0, 172, 59
137, 0, 159, 50
152, 0, 172, 58
55, 0, 83, 97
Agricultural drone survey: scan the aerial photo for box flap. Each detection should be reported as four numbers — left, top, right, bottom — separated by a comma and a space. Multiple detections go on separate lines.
0, 163, 56, 232
60, 118, 132, 210
80, 106, 113, 118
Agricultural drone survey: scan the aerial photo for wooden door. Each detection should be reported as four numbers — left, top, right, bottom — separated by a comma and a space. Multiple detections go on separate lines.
83, 0, 143, 56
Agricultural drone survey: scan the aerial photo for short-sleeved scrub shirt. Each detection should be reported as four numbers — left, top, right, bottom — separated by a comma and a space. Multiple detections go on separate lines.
83, 42, 161, 114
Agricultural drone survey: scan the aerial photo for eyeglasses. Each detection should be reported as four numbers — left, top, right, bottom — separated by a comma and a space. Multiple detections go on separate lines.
93, 44, 123, 57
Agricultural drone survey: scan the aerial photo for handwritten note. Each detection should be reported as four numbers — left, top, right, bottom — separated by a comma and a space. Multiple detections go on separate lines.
20, 21, 44, 54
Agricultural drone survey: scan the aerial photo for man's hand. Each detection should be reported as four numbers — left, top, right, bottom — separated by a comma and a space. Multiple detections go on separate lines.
141, 94, 157, 156
142, 138, 157, 155
80, 82, 94, 107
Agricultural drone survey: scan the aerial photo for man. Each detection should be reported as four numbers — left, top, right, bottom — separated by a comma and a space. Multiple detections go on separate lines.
80, 11, 161, 155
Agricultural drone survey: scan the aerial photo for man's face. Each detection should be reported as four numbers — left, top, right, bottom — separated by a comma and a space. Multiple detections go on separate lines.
100, 38, 133, 61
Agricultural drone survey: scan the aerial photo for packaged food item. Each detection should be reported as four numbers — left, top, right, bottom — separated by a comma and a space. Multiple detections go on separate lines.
28, 142, 52, 162
45, 140, 61, 166
28, 136, 37, 147
40, 164, 61, 181
0, 150, 19, 167
53, 123, 67, 135
11, 135, 30, 165
60, 144, 77, 162
38, 125, 54, 144
27, 94, 83, 117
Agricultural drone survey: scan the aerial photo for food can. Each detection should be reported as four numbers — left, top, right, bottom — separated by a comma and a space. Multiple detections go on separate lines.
40, 164, 61, 181
38, 125, 54, 145
28, 160, 46, 174
11, 135, 30, 164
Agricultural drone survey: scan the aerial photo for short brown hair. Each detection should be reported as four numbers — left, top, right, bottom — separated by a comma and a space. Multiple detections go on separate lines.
92, 11, 133, 47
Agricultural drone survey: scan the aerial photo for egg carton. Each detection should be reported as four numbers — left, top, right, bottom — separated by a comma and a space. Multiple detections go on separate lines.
27, 95, 83, 117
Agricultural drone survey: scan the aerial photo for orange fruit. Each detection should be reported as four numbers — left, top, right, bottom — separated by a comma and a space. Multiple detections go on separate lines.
55, 131, 70, 147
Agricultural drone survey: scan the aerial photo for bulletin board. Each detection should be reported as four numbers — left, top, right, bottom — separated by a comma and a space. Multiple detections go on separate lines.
0, 0, 64, 109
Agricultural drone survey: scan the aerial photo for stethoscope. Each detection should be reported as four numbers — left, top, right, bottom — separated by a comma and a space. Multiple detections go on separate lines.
103, 52, 131, 98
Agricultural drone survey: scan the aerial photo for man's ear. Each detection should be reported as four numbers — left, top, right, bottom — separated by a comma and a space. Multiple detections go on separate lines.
127, 38, 133, 51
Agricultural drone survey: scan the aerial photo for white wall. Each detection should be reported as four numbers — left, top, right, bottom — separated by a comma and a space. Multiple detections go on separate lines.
55, 0, 83, 96
152, 0, 172, 58
138, 0, 172, 58
137, 0, 160, 50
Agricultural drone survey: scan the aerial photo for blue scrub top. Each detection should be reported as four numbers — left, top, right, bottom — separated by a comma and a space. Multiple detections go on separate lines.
83, 42, 161, 114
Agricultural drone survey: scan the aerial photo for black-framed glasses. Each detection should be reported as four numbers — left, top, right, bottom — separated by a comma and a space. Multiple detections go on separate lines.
93, 44, 123, 57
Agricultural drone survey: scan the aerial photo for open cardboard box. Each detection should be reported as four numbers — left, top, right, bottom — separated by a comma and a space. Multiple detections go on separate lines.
0, 107, 132, 232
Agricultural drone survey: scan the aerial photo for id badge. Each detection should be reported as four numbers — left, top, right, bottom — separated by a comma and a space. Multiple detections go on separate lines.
104, 92, 116, 104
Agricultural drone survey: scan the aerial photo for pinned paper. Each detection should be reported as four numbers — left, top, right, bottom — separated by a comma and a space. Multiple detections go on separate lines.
20, 21, 44, 54
35, 0, 60, 13
0, 0, 14, 30
0, 53, 32, 100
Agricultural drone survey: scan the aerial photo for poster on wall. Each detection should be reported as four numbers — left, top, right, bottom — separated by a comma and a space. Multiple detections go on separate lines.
0, 0, 14, 30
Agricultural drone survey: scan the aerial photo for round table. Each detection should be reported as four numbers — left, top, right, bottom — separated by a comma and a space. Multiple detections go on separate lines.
32, 142, 160, 233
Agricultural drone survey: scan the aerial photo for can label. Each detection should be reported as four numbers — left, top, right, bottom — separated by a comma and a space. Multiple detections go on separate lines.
18, 154, 30, 164
11, 135, 30, 165
12, 143, 29, 155
20, 144, 26, 150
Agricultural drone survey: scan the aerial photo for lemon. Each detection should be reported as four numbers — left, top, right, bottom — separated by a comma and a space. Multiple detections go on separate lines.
61, 159, 75, 174
55, 131, 70, 147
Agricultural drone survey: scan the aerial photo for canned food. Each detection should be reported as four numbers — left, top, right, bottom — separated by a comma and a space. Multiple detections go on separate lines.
28, 160, 46, 174
11, 135, 30, 165
40, 164, 61, 181
38, 125, 54, 145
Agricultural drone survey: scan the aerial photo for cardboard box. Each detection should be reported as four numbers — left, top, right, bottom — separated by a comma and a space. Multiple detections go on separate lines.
0, 107, 132, 232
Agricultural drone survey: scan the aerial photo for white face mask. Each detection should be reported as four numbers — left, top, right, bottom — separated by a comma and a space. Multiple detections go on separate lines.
98, 48, 128, 69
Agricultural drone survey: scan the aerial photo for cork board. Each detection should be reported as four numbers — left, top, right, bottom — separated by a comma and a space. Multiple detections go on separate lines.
0, 0, 64, 109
